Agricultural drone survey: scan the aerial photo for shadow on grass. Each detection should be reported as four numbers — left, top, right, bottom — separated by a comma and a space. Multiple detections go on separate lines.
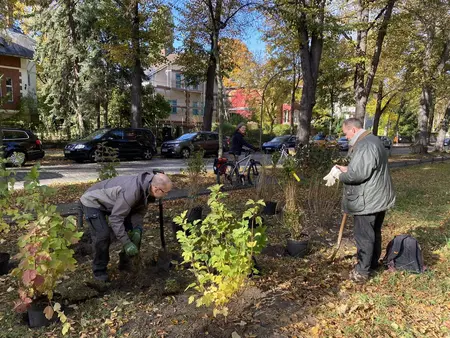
413, 213, 450, 268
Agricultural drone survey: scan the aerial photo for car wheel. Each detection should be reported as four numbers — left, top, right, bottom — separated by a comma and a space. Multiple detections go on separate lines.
6, 151, 26, 167
142, 149, 153, 160
89, 150, 97, 163
181, 148, 190, 159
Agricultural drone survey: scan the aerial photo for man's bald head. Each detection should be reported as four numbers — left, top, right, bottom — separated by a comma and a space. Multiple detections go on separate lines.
150, 173, 173, 198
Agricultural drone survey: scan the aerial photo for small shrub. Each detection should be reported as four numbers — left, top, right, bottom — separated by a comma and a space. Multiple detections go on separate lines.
306, 178, 341, 228
0, 158, 17, 234
282, 182, 303, 239
95, 142, 119, 181
11, 165, 83, 335
174, 185, 267, 317
181, 150, 207, 209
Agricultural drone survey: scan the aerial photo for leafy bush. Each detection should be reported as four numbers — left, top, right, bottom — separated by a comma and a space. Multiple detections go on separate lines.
95, 142, 119, 181
295, 144, 343, 177
174, 185, 267, 316
11, 165, 83, 335
272, 124, 292, 136
0, 158, 17, 234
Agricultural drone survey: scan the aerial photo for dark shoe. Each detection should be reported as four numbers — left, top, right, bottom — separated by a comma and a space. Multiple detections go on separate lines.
369, 264, 385, 277
349, 269, 369, 284
93, 271, 110, 282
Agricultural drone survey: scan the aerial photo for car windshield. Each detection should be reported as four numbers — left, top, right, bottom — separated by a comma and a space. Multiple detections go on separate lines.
82, 129, 109, 141
176, 133, 197, 141
338, 137, 348, 141
314, 135, 325, 140
270, 136, 290, 142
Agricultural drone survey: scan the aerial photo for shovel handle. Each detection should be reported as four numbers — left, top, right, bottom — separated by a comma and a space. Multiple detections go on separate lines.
335, 213, 348, 248
328, 213, 348, 261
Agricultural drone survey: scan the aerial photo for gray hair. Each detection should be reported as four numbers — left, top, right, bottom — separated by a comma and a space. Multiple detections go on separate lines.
343, 118, 363, 129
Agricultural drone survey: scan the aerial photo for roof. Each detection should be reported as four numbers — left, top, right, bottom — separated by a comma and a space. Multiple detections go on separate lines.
0, 28, 35, 59
146, 53, 179, 77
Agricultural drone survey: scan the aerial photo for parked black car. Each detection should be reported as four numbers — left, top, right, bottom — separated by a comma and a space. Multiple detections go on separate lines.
444, 138, 449, 147
378, 136, 393, 149
64, 127, 157, 163
262, 135, 297, 153
337, 136, 349, 151
161, 131, 225, 158
1, 128, 45, 166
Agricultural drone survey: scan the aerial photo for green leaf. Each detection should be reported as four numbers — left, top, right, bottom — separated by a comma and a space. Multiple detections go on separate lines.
62, 322, 71, 335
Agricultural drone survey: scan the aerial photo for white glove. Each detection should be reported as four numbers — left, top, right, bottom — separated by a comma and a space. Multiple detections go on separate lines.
323, 166, 342, 187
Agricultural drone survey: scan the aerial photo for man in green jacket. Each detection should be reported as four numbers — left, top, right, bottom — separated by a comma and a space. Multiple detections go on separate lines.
336, 118, 395, 283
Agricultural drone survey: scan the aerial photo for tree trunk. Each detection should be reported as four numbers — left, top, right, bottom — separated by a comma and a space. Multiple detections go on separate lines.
329, 89, 335, 135
353, 0, 369, 122
427, 99, 435, 139
296, 7, 324, 145
66, 0, 84, 137
434, 103, 449, 152
215, 65, 226, 157
354, 0, 396, 122
130, 0, 142, 128
103, 102, 109, 127
373, 82, 383, 136
290, 62, 296, 133
185, 90, 190, 125
96, 101, 101, 129
417, 84, 432, 152
203, 46, 216, 131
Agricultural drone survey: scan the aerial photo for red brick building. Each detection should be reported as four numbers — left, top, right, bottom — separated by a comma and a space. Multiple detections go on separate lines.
0, 28, 36, 117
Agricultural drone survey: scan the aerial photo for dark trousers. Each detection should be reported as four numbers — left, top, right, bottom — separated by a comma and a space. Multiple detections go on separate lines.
82, 205, 133, 276
354, 211, 386, 275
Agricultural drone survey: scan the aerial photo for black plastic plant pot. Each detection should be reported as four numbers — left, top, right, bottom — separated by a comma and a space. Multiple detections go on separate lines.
187, 206, 202, 223
262, 201, 277, 215
27, 302, 58, 328
0, 253, 10, 275
286, 238, 309, 258
172, 206, 203, 238
245, 216, 265, 229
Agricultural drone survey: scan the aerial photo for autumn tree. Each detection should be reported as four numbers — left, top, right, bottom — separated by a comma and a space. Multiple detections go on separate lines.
99, 0, 173, 128
177, 0, 256, 134
264, 0, 327, 145
406, 0, 449, 152
340, 0, 398, 123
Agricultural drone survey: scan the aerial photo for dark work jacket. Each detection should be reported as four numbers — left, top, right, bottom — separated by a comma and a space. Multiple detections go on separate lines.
339, 134, 395, 215
230, 131, 256, 155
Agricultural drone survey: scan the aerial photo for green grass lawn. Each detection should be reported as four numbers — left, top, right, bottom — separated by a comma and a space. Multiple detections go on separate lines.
0, 163, 449, 337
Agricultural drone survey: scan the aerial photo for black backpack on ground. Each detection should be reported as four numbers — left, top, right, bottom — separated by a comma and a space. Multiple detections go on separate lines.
383, 234, 425, 273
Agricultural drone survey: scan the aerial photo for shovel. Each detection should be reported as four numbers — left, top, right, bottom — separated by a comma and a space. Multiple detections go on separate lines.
328, 213, 348, 261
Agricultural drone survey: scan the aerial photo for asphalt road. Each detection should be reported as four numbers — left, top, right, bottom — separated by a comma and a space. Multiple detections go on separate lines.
11, 146, 411, 188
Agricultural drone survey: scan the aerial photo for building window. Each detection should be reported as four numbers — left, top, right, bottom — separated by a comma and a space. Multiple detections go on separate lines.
170, 100, 177, 114
175, 73, 182, 88
192, 101, 199, 115
6, 78, 13, 102
191, 82, 199, 90
283, 110, 289, 124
